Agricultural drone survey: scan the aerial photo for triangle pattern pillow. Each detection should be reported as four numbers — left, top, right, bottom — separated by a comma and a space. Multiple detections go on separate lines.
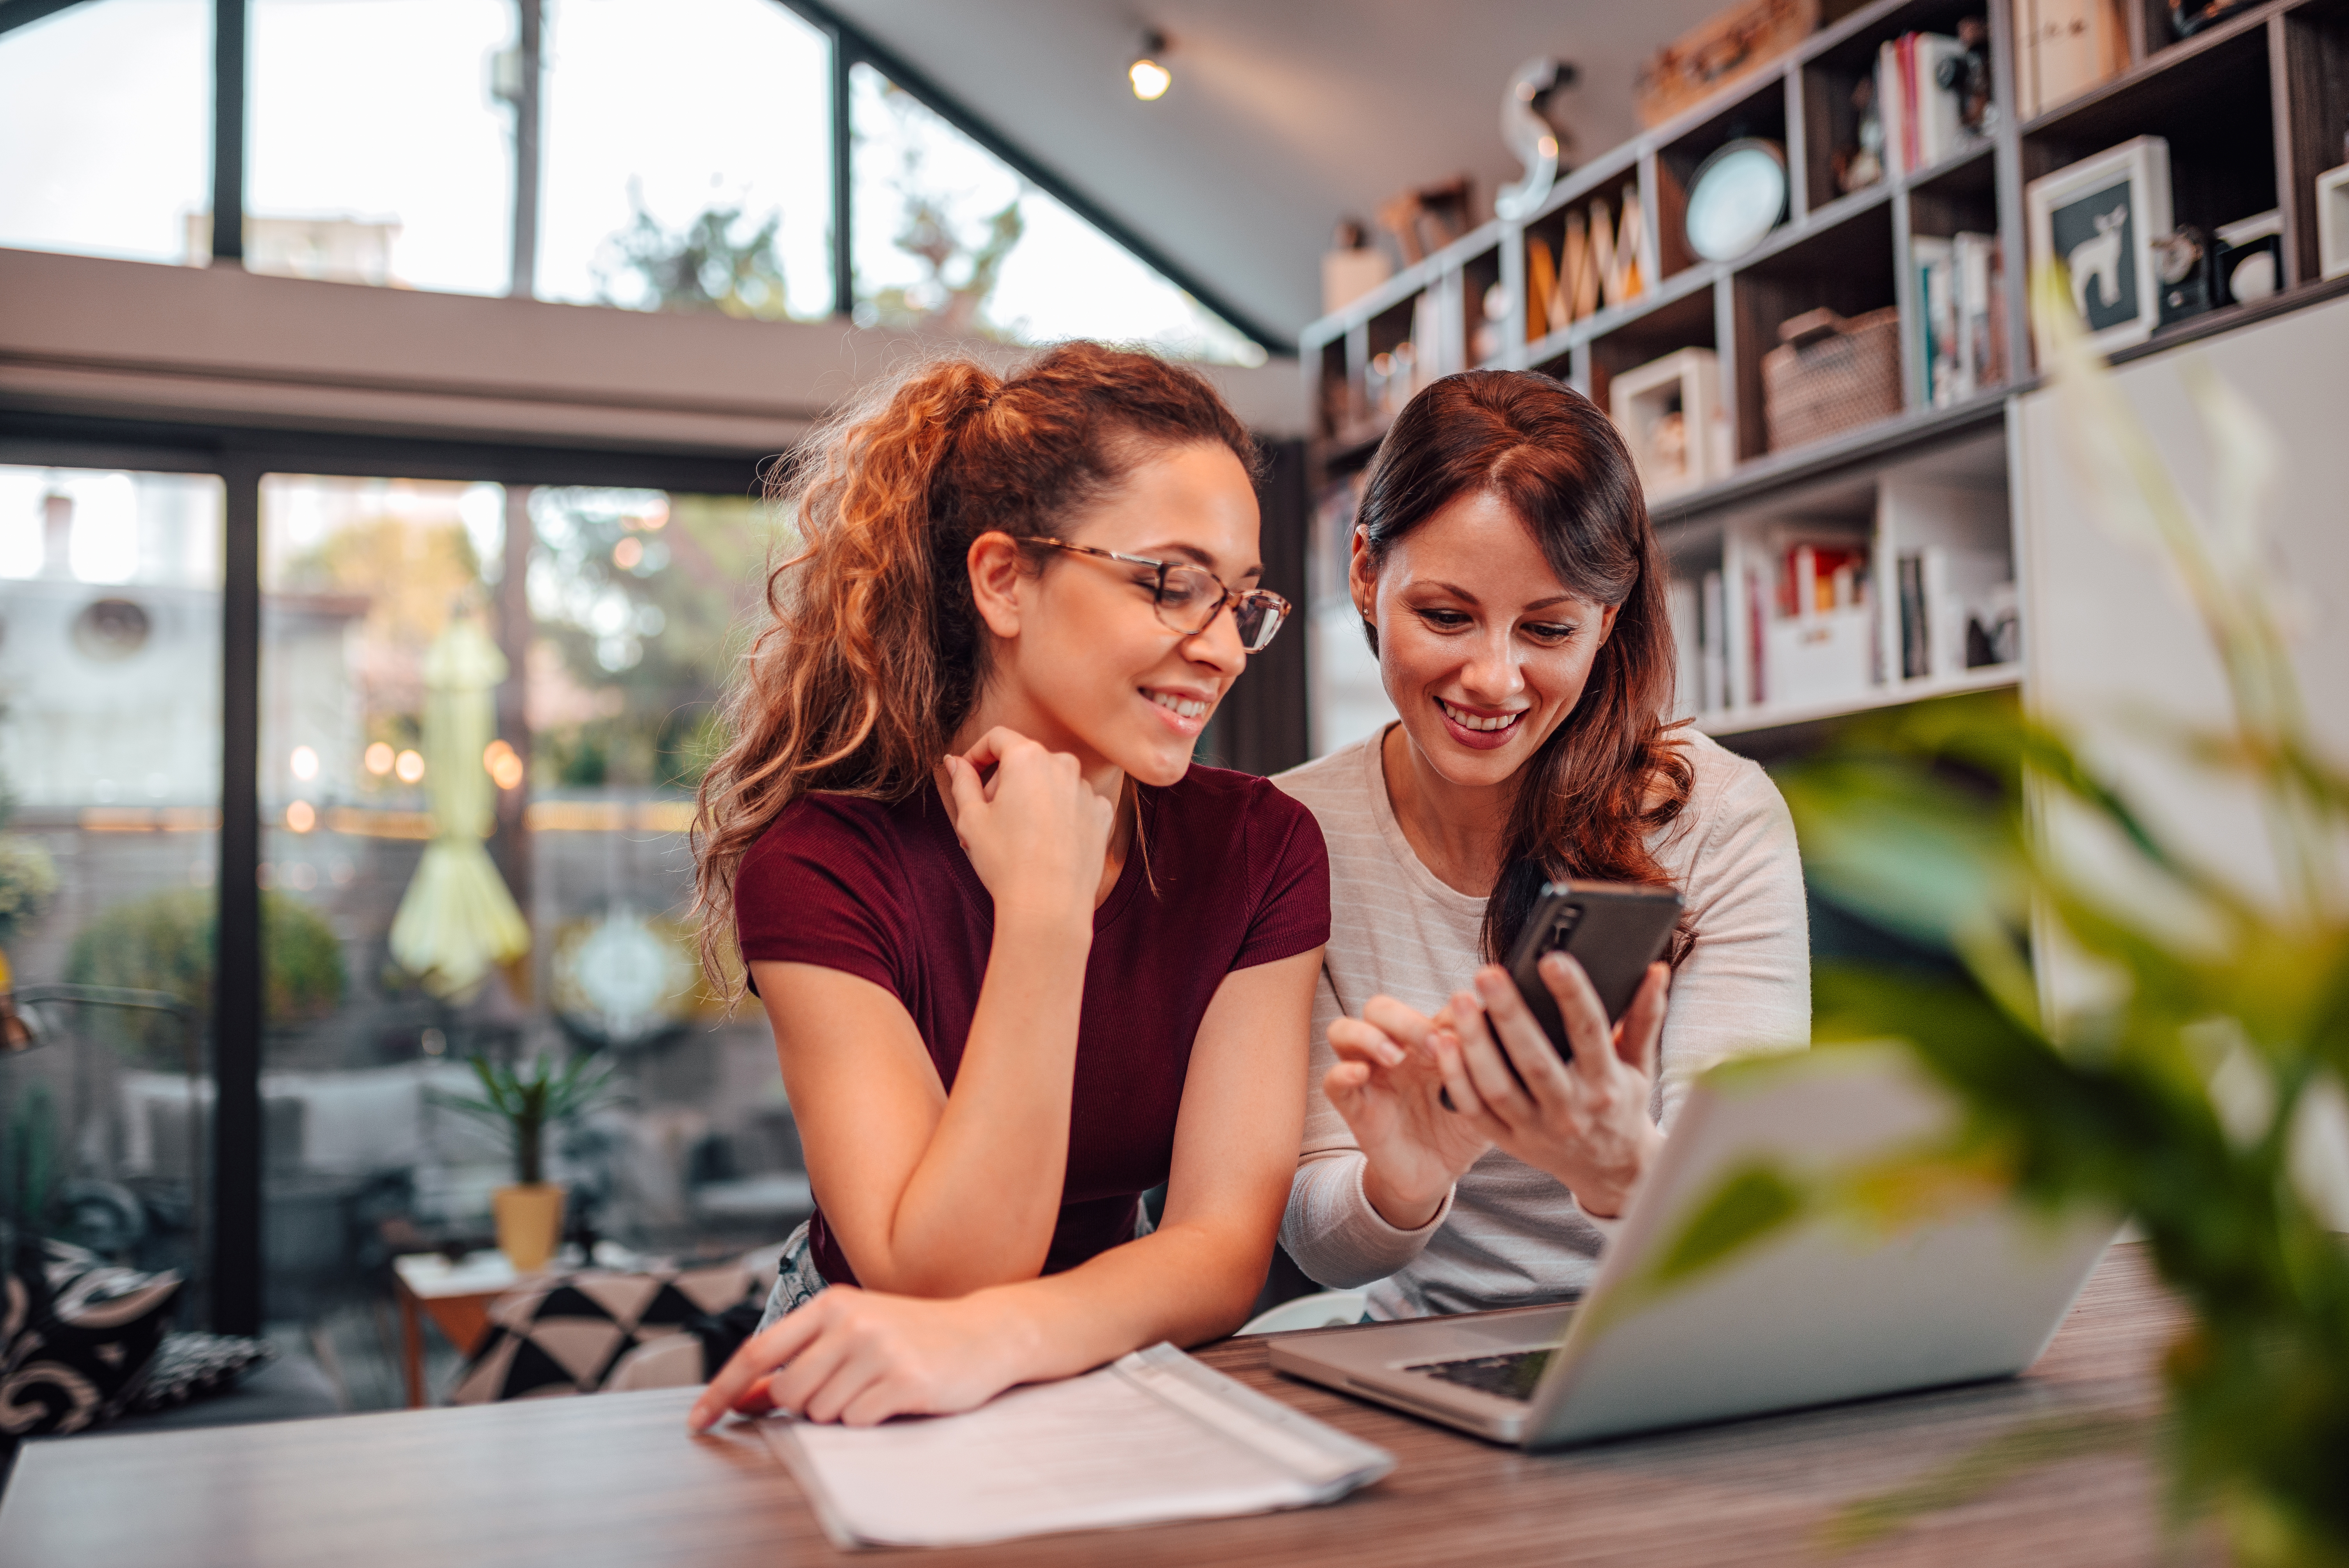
448, 1262, 754, 1404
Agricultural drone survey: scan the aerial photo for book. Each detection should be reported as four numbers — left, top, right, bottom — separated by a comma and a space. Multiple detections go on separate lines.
1669, 577, 1701, 720
1701, 569, 1728, 713
1878, 32, 1973, 178
1953, 231, 2004, 394
1899, 555, 1929, 679
1877, 42, 1908, 179
1913, 232, 2004, 408
1912, 235, 1955, 407
761, 1343, 1394, 1550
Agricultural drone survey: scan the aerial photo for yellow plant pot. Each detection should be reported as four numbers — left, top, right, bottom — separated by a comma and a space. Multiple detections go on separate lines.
492, 1182, 566, 1274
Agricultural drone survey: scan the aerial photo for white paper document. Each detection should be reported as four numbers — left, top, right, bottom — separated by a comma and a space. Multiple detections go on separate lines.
759, 1342, 1394, 1549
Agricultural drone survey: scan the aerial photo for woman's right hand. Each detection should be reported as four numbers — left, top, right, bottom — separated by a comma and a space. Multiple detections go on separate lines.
942, 727, 1116, 927
1326, 996, 1494, 1230
688, 1285, 1028, 1433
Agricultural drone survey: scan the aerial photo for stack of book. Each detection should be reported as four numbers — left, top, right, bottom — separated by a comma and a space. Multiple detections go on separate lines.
1895, 545, 2015, 679
1911, 232, 2007, 407
1876, 33, 1975, 178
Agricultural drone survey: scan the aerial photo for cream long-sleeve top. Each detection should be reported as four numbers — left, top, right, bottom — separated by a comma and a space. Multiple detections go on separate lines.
1272, 727, 1811, 1319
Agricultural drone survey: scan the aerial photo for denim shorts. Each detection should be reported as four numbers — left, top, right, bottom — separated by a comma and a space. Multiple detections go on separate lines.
754, 1219, 831, 1333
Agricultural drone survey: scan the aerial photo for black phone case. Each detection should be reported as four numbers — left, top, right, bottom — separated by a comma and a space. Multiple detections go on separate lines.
1502, 880, 1683, 1062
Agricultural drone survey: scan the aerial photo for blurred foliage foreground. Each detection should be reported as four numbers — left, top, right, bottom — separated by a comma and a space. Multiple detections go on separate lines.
1651, 270, 2349, 1563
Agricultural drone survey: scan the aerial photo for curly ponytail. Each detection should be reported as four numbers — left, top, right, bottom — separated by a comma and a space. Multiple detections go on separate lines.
692, 342, 1257, 991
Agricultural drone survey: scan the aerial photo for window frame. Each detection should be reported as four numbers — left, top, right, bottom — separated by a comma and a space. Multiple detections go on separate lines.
0, 0, 1285, 352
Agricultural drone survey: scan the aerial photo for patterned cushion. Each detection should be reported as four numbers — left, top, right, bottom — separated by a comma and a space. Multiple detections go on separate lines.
130, 1332, 276, 1413
0, 1237, 181, 1454
449, 1263, 754, 1404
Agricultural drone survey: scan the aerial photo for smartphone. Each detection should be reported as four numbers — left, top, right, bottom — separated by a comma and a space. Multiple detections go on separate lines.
1501, 880, 1683, 1063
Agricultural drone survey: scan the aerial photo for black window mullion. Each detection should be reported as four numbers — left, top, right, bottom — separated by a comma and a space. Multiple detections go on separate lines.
831, 27, 854, 321
211, 457, 264, 1335
210, 0, 247, 266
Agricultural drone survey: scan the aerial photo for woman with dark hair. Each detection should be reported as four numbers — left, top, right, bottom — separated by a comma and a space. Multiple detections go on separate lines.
1276, 369, 1807, 1318
683, 342, 1328, 1431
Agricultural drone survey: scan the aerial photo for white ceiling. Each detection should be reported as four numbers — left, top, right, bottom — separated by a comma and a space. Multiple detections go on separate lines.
829, 0, 1732, 351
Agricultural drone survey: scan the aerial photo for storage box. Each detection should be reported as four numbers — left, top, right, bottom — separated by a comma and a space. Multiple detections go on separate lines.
1760, 306, 1902, 453
1635, 0, 1820, 128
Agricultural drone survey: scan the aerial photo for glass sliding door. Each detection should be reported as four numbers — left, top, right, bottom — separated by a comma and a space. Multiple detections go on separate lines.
0, 463, 224, 1314
256, 471, 792, 1406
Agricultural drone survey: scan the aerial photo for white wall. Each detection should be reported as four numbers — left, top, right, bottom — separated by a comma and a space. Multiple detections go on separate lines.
2017, 294, 2349, 920
2016, 294, 2349, 1228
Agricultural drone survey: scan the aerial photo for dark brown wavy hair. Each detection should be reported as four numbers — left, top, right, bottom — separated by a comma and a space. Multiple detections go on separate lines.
1356, 369, 1693, 964
691, 341, 1258, 992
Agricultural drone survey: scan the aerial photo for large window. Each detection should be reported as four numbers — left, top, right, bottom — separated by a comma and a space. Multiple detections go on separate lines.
0, 464, 223, 1313
0, 0, 1262, 357
850, 63, 1262, 365
253, 472, 797, 1403
245, 0, 517, 293
537, 0, 834, 319
0, 0, 211, 265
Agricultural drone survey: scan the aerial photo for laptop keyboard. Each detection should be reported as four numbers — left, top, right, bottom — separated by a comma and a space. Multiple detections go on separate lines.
1406, 1348, 1556, 1402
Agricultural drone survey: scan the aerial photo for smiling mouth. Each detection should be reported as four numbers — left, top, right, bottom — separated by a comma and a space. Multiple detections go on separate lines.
1146, 689, 1212, 721
1437, 697, 1524, 734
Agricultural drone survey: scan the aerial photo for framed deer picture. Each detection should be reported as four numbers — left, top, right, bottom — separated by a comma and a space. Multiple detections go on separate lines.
2026, 136, 2172, 357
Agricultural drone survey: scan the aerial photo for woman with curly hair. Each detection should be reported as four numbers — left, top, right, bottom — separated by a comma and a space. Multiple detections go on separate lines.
686, 343, 1327, 1431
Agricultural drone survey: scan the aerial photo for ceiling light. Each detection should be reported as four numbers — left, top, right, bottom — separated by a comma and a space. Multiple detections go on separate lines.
1129, 30, 1171, 101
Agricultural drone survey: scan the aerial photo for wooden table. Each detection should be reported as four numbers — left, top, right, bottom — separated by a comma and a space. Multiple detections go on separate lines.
0, 1244, 2217, 1567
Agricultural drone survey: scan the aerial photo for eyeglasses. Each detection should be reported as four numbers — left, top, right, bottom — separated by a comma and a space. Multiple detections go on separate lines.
1025, 537, 1290, 653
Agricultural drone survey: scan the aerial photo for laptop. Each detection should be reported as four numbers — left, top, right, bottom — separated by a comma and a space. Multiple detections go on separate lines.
1268, 1045, 2117, 1448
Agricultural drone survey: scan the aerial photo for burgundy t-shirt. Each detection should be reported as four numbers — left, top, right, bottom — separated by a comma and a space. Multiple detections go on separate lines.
734, 764, 1330, 1287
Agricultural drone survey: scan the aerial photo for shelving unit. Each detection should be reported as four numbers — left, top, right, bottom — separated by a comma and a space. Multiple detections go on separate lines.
1298, 0, 2349, 750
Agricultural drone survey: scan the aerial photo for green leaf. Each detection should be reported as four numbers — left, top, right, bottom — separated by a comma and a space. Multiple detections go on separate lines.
1646, 1164, 1808, 1289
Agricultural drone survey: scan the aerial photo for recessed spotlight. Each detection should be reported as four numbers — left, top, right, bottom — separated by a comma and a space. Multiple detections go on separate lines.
1130, 30, 1171, 101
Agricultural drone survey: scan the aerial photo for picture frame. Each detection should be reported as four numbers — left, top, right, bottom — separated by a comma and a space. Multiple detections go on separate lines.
2026, 136, 2172, 357
2317, 164, 2349, 283
1609, 347, 1730, 501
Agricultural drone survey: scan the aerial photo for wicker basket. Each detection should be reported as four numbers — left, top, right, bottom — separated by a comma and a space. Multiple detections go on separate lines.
1760, 306, 1902, 453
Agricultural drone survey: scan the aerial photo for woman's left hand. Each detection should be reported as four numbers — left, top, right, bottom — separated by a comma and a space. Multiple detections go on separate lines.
1429, 956, 1670, 1218
687, 1285, 1027, 1433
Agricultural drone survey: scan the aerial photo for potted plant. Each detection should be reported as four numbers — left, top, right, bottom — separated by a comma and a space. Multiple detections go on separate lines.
439, 1052, 614, 1273
1637, 270, 2349, 1562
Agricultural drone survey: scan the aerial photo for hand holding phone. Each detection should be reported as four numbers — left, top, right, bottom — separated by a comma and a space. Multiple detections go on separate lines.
1429, 886, 1679, 1215
1502, 881, 1682, 1063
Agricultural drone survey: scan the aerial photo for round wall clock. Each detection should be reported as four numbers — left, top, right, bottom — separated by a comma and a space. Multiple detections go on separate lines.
1684, 138, 1789, 262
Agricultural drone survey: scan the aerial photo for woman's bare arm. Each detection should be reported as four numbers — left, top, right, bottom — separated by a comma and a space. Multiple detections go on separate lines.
693, 946, 1319, 1429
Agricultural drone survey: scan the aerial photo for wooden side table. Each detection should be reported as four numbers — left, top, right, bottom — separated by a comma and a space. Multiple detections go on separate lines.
390, 1252, 519, 1408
